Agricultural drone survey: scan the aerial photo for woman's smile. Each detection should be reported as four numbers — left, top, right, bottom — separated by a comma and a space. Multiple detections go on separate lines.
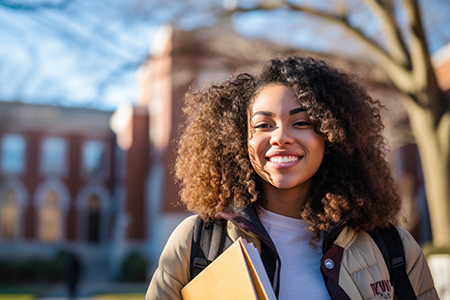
266, 153, 303, 170
267, 155, 302, 168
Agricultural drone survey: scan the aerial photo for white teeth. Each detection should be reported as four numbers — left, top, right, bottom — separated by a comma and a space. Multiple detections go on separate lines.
270, 156, 299, 163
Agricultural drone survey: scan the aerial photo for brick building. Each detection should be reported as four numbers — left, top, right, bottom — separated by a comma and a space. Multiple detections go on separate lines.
0, 101, 116, 280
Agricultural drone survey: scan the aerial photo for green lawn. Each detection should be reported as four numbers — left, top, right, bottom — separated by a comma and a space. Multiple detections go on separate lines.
0, 295, 35, 300
94, 294, 145, 300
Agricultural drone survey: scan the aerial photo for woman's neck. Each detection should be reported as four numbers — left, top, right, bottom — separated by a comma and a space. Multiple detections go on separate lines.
262, 180, 311, 219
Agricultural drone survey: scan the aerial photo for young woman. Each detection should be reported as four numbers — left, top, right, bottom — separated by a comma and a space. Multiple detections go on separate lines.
146, 56, 438, 299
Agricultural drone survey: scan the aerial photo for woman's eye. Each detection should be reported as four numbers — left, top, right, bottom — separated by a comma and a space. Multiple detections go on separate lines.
294, 121, 312, 127
255, 123, 272, 129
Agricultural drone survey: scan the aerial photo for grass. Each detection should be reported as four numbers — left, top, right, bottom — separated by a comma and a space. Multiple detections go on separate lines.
0, 295, 35, 300
94, 294, 145, 300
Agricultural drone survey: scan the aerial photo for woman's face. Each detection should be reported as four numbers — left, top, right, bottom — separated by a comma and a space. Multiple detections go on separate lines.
247, 84, 325, 192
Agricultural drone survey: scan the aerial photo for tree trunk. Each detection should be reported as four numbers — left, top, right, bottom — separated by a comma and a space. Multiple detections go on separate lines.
402, 97, 450, 247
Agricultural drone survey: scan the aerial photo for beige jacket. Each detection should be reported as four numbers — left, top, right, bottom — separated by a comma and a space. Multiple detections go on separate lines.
146, 214, 438, 300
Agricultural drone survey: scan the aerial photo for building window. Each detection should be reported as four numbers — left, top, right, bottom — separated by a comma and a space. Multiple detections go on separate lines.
0, 188, 19, 241
39, 190, 62, 243
82, 140, 106, 177
41, 137, 67, 176
87, 195, 101, 243
1, 134, 26, 174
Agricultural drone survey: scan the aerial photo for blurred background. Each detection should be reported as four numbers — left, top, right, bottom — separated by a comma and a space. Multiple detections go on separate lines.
0, 0, 449, 299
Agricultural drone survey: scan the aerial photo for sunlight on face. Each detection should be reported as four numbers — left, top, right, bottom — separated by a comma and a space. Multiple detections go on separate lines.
247, 84, 325, 193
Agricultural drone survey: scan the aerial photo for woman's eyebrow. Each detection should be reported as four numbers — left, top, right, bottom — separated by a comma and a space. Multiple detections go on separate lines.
290, 107, 306, 115
252, 111, 274, 117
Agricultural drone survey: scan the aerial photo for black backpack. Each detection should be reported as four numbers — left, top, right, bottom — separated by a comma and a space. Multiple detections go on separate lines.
189, 215, 417, 300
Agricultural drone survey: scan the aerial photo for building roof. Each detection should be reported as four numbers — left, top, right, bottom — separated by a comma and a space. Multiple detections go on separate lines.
0, 101, 114, 137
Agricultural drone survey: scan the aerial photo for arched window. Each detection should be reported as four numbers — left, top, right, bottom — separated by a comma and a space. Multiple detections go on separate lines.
87, 195, 101, 243
77, 185, 110, 244
39, 190, 62, 243
0, 189, 19, 241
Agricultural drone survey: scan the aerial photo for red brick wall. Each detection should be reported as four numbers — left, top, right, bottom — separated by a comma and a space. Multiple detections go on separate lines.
124, 108, 150, 240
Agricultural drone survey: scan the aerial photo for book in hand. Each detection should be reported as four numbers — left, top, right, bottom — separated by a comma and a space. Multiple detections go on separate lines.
181, 237, 277, 300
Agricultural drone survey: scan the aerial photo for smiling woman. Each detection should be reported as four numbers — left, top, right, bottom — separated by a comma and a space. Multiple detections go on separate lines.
146, 56, 438, 300
248, 84, 325, 218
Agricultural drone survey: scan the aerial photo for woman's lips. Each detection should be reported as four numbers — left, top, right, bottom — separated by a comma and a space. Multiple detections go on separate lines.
266, 155, 302, 169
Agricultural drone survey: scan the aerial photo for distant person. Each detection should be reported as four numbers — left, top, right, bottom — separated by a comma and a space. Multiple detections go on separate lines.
64, 252, 82, 299
146, 56, 438, 299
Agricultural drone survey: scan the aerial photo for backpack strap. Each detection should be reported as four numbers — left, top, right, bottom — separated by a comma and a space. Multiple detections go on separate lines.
190, 215, 227, 280
370, 225, 417, 300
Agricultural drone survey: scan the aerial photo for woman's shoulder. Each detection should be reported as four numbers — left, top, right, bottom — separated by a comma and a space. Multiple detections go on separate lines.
395, 227, 426, 269
355, 226, 437, 299
146, 215, 197, 300
395, 227, 438, 298
333, 225, 420, 270
160, 215, 197, 262
167, 215, 198, 243
395, 226, 419, 247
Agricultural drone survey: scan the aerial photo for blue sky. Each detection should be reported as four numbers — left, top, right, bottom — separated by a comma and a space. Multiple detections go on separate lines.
0, 0, 160, 110
0, 0, 449, 111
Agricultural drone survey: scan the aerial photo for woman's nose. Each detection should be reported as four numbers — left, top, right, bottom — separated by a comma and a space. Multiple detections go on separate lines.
270, 126, 293, 145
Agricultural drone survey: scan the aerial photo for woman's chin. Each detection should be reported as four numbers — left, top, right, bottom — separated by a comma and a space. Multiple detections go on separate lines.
266, 180, 301, 191
262, 176, 313, 192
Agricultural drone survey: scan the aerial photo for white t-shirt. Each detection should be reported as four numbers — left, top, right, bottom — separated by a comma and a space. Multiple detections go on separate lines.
258, 207, 330, 300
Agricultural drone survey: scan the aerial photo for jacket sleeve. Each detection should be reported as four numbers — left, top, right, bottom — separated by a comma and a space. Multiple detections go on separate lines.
397, 227, 440, 300
145, 215, 197, 300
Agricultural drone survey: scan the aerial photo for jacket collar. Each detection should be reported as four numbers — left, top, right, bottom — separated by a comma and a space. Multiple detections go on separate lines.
322, 218, 348, 254
216, 204, 277, 252
217, 205, 350, 255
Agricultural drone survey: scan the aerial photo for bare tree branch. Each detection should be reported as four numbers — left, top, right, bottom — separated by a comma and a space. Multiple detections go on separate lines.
229, 1, 417, 96
403, 0, 449, 121
363, 0, 411, 68
0, 0, 74, 10
26, 8, 136, 61
403, 0, 431, 89
96, 59, 146, 99
0, 11, 40, 97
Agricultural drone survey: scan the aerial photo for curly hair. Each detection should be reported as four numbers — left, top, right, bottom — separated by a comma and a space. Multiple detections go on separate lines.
175, 56, 401, 237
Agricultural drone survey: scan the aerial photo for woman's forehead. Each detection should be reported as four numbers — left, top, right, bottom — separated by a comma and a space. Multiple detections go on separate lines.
249, 84, 308, 112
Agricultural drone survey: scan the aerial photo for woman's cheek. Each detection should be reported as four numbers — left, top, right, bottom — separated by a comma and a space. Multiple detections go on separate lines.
248, 139, 262, 169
